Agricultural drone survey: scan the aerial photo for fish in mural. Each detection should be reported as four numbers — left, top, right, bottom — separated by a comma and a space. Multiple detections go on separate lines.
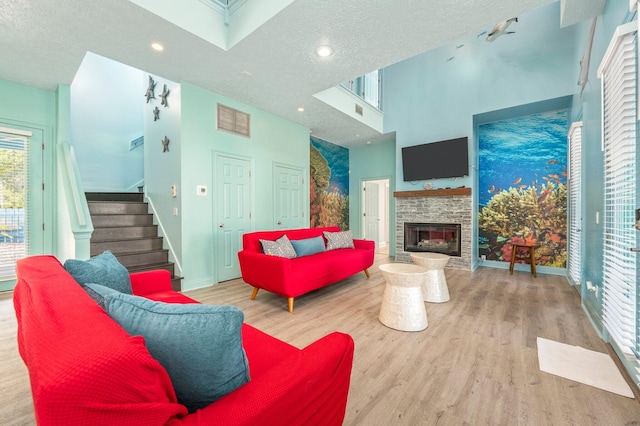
513, 177, 522, 185
486, 18, 518, 42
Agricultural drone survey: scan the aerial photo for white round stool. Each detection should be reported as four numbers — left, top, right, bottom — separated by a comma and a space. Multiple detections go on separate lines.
378, 263, 428, 332
410, 252, 451, 303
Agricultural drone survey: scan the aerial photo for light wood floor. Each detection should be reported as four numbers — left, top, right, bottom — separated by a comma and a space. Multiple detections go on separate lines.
2, 254, 639, 425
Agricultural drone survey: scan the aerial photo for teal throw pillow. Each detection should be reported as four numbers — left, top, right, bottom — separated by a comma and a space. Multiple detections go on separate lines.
103, 293, 250, 413
63, 250, 132, 294
290, 236, 326, 257
84, 283, 120, 309
259, 234, 297, 258
324, 230, 355, 250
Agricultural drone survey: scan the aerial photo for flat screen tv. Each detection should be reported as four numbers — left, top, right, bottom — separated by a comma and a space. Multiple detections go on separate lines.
401, 137, 469, 181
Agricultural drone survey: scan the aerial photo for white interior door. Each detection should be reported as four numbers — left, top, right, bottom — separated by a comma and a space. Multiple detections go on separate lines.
364, 181, 380, 248
216, 154, 252, 282
273, 163, 305, 229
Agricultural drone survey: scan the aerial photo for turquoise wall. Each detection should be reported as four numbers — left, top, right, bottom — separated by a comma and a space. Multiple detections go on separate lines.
349, 139, 396, 256
384, 3, 576, 191
144, 76, 182, 275
71, 53, 145, 191
0, 79, 57, 290
569, 0, 634, 345
383, 3, 576, 269
179, 81, 310, 290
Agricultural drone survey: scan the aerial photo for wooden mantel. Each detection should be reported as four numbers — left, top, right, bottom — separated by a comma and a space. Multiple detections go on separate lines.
393, 187, 471, 197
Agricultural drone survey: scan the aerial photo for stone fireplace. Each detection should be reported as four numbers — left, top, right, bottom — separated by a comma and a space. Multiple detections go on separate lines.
395, 188, 472, 270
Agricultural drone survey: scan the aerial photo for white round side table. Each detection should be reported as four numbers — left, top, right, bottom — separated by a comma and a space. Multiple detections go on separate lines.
410, 252, 450, 303
378, 263, 428, 332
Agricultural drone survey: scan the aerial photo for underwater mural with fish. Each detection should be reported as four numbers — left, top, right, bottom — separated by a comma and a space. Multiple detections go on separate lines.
310, 136, 349, 230
478, 110, 568, 268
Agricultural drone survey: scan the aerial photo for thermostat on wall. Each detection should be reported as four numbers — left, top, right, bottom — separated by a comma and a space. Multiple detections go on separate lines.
197, 185, 207, 196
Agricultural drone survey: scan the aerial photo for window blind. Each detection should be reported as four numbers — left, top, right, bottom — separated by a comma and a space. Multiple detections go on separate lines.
0, 131, 29, 279
597, 23, 637, 357
568, 122, 582, 287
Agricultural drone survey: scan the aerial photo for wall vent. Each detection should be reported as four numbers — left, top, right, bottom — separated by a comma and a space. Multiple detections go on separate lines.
355, 104, 364, 116
217, 103, 251, 138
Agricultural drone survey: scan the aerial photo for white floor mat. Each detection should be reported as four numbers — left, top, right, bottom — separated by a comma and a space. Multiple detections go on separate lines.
537, 337, 634, 398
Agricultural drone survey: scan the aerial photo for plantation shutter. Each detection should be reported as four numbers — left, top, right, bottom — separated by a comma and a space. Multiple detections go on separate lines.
567, 122, 582, 287
596, 22, 638, 357
0, 129, 30, 278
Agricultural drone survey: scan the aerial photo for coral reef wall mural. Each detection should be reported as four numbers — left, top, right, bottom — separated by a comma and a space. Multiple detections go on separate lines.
478, 110, 568, 268
310, 136, 349, 230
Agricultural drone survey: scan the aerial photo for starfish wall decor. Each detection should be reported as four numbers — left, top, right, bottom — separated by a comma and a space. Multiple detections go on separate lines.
160, 84, 170, 108
161, 136, 170, 152
145, 76, 156, 103
153, 106, 160, 121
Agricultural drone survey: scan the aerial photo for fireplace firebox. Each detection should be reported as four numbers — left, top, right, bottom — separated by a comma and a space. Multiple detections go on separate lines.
404, 222, 461, 257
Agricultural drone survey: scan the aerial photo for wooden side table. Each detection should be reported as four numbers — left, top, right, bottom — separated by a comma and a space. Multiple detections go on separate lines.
509, 243, 537, 277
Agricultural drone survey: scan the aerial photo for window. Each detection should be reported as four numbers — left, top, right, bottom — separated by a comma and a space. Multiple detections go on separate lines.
597, 22, 637, 358
568, 122, 582, 287
0, 130, 30, 279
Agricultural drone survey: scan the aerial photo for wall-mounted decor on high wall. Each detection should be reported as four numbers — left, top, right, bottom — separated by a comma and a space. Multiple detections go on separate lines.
160, 84, 170, 108
310, 136, 349, 230
153, 106, 160, 121
145, 75, 156, 103
161, 135, 170, 152
478, 110, 568, 268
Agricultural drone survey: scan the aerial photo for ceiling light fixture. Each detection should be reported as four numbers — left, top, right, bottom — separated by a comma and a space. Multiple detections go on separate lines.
151, 42, 164, 52
316, 45, 333, 57
298, 107, 305, 112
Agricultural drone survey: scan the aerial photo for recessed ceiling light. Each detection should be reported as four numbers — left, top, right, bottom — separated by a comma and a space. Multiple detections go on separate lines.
297, 107, 305, 112
316, 45, 333, 57
241, 70, 253, 77
366, 141, 371, 145
151, 42, 164, 52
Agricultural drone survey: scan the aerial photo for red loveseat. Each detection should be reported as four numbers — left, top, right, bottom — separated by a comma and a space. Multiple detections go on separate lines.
13, 255, 355, 426
238, 226, 375, 312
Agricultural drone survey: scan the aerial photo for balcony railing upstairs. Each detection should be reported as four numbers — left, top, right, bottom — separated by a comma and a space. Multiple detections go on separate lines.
341, 70, 382, 111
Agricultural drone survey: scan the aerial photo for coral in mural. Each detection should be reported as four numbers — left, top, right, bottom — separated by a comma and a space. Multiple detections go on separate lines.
479, 180, 567, 267
309, 142, 349, 230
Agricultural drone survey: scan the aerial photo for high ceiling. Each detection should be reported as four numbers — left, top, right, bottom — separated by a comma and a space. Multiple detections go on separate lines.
0, 0, 603, 147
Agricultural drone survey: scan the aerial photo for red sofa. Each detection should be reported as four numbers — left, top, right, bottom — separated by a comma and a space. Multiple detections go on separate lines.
13, 255, 354, 426
238, 226, 375, 312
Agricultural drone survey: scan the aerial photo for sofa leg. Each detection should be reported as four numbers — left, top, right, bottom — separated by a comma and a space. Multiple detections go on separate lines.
364, 268, 370, 278
251, 287, 260, 300
287, 297, 294, 313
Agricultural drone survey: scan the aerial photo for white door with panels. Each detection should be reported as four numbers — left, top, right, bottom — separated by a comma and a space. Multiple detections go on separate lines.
215, 154, 252, 282
273, 163, 305, 229
364, 181, 380, 248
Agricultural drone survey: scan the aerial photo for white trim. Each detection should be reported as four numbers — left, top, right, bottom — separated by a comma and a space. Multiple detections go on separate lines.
0, 126, 32, 137
597, 21, 636, 78
146, 196, 182, 277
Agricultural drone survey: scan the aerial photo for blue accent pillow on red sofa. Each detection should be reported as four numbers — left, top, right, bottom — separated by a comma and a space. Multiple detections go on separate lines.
88, 285, 250, 413
290, 236, 326, 257
63, 250, 132, 294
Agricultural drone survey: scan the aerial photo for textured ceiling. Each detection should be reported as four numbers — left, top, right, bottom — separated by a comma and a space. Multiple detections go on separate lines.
0, 0, 601, 148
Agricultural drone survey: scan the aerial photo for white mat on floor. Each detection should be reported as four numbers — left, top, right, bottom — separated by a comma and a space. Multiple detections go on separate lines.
537, 337, 634, 398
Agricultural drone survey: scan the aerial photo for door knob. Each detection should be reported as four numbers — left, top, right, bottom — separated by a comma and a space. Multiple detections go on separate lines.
219, 223, 224, 228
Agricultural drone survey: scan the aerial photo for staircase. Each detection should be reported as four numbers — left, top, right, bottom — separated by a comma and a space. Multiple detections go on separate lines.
86, 192, 183, 291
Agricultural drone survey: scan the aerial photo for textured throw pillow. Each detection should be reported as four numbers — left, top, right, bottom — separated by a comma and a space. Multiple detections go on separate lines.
63, 250, 132, 294
324, 230, 355, 250
103, 293, 250, 413
290, 236, 326, 257
260, 234, 297, 258
84, 283, 120, 309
